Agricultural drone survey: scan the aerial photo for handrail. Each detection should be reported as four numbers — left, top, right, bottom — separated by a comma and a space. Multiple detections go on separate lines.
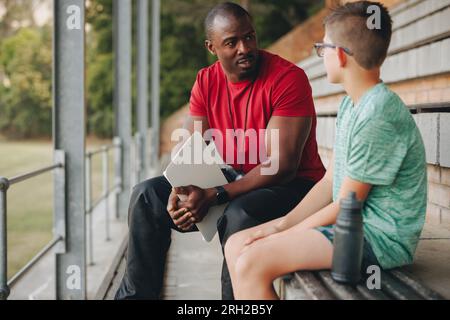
0, 140, 122, 299
1, 161, 65, 300
7, 236, 63, 287
8, 163, 63, 186
86, 143, 119, 158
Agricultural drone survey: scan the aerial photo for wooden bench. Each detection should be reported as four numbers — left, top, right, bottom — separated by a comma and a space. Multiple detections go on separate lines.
278, 268, 445, 300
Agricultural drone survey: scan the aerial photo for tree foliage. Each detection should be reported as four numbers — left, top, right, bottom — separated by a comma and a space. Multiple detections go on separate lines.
0, 0, 322, 139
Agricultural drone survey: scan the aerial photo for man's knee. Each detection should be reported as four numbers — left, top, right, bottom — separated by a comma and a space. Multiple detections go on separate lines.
128, 176, 170, 226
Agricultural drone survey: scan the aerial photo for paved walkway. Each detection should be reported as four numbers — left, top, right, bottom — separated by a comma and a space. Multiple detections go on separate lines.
162, 231, 223, 300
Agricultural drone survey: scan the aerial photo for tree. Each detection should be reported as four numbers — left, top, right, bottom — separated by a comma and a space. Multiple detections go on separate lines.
0, 27, 52, 138
86, 0, 115, 138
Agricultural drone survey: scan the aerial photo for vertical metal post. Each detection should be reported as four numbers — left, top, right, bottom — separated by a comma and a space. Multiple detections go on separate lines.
113, 137, 122, 219
102, 147, 111, 241
0, 178, 10, 300
114, 0, 132, 220
53, 0, 86, 300
137, 0, 149, 182
53, 150, 67, 255
151, 0, 161, 171
85, 154, 94, 266
134, 133, 141, 186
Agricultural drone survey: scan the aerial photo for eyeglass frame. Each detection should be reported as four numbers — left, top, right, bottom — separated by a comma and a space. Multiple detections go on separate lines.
314, 43, 354, 58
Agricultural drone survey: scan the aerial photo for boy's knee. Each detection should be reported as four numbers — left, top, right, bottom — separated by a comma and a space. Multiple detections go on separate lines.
224, 233, 242, 263
234, 253, 257, 281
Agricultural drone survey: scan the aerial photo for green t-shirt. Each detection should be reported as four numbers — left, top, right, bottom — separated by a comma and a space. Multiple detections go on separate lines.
333, 82, 427, 269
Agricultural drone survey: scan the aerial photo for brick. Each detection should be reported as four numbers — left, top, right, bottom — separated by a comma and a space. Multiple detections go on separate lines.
416, 90, 429, 104
441, 38, 450, 74
429, 42, 441, 75
325, 117, 336, 149
428, 182, 450, 208
441, 167, 450, 187
441, 207, 450, 224
442, 88, 450, 102
427, 165, 441, 184
425, 202, 442, 225
428, 89, 443, 103
316, 118, 326, 148
416, 114, 439, 164
440, 113, 450, 168
432, 76, 448, 89
402, 92, 416, 105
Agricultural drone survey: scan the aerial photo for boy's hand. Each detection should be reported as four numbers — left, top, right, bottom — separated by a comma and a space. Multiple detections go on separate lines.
243, 225, 281, 248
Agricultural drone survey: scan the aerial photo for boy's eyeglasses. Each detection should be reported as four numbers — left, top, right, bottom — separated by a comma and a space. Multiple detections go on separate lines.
314, 43, 354, 58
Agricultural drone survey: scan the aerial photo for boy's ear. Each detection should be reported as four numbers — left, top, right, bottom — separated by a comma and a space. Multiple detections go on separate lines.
337, 47, 347, 68
205, 40, 216, 56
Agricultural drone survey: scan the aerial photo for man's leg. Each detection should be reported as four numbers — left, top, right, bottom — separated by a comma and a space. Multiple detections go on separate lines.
217, 178, 315, 300
115, 176, 190, 300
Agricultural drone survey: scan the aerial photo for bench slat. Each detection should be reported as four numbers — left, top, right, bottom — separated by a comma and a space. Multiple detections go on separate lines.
293, 272, 335, 300
317, 271, 366, 300
356, 283, 392, 300
380, 271, 424, 300
390, 269, 444, 300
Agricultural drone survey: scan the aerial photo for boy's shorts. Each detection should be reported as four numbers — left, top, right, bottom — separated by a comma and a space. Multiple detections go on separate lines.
316, 225, 381, 274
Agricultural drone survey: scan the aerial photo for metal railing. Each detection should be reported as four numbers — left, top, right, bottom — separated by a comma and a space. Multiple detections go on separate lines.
0, 152, 65, 300
0, 139, 124, 300
85, 138, 122, 266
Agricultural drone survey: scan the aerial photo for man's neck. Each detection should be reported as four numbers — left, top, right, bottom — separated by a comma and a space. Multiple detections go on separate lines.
343, 74, 381, 106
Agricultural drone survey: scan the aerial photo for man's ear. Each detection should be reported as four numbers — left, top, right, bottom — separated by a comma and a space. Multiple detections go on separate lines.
337, 47, 347, 68
205, 40, 216, 56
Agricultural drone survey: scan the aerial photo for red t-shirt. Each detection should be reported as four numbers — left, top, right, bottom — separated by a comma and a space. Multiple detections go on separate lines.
189, 50, 325, 182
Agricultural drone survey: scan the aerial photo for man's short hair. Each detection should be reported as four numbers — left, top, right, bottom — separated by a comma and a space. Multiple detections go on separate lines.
204, 2, 252, 40
324, 1, 393, 70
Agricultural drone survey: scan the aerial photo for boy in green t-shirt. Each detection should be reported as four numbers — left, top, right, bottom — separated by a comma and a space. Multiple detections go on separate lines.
224, 1, 427, 299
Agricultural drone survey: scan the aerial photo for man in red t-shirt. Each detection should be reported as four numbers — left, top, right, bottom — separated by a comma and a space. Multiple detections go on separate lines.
116, 3, 325, 300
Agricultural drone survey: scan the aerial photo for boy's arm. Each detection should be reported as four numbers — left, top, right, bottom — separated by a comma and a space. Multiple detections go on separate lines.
278, 153, 335, 231
246, 153, 335, 244
295, 176, 372, 231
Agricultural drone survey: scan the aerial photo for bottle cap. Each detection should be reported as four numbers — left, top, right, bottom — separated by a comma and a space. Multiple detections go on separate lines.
340, 191, 362, 211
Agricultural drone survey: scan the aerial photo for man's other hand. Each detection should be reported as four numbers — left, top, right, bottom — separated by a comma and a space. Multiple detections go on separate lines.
173, 185, 216, 223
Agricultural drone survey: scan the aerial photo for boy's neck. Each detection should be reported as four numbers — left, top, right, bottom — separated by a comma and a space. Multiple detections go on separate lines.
343, 69, 381, 106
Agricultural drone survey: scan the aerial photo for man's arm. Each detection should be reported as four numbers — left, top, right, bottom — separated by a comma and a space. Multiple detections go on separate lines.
223, 115, 312, 200
171, 115, 312, 229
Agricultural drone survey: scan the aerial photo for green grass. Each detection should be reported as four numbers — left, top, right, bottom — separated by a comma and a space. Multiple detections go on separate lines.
0, 139, 114, 279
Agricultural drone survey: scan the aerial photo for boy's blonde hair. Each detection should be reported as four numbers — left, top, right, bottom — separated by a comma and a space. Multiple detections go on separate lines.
324, 1, 393, 70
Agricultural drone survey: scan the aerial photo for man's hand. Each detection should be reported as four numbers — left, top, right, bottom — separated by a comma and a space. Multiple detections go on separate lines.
167, 188, 195, 231
174, 185, 217, 223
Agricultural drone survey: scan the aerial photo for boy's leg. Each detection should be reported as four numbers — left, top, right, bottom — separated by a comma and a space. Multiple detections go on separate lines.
232, 227, 333, 300
218, 177, 316, 300
115, 176, 197, 300
224, 218, 282, 295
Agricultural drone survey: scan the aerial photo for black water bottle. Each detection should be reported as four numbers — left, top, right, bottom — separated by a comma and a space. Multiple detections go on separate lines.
331, 192, 364, 285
